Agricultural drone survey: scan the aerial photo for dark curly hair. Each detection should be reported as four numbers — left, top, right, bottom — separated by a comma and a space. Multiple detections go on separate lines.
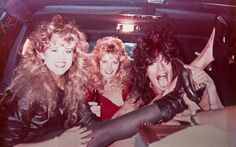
131, 27, 184, 104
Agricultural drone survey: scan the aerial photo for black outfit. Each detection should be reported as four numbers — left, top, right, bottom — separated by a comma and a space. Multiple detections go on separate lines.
0, 90, 63, 146
0, 89, 98, 147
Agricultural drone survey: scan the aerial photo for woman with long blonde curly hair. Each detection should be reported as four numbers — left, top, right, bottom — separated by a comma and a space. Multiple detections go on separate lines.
0, 15, 97, 147
88, 36, 142, 121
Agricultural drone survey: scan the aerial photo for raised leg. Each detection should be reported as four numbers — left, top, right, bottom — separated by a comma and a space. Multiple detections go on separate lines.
190, 16, 230, 70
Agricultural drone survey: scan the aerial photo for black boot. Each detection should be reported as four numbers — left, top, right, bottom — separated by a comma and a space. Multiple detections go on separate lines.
153, 90, 187, 122
213, 16, 230, 60
172, 58, 206, 103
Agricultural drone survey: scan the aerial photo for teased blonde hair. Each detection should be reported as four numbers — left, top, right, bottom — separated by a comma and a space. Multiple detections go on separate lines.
8, 15, 89, 123
90, 36, 131, 93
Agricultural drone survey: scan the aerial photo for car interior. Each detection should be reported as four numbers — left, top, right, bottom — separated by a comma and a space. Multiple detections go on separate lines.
0, 0, 236, 144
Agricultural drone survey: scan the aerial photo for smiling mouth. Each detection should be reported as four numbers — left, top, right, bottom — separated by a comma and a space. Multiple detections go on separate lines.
156, 74, 168, 88
55, 62, 66, 68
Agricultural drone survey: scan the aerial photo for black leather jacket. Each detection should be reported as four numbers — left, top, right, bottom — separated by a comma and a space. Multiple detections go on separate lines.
0, 90, 99, 147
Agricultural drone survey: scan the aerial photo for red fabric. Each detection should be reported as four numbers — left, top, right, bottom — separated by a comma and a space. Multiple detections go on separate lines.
98, 93, 122, 120
87, 89, 128, 121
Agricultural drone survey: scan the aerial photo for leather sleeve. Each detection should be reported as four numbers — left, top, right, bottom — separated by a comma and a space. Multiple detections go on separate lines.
1, 92, 65, 146
1, 92, 32, 147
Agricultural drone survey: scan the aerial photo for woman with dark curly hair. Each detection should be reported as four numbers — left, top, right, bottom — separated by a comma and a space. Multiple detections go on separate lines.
131, 27, 183, 104
131, 26, 224, 125
0, 15, 97, 147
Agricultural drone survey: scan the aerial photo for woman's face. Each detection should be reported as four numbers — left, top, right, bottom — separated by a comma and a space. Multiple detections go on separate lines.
147, 54, 173, 95
41, 33, 77, 75
99, 53, 120, 81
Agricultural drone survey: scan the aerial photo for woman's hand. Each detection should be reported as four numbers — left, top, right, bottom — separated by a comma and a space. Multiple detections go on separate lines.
58, 126, 92, 147
185, 65, 223, 110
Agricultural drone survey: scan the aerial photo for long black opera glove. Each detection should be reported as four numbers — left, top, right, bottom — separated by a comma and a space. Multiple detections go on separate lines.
87, 91, 187, 147
87, 61, 205, 147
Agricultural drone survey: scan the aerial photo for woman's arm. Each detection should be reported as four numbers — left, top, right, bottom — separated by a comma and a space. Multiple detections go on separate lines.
190, 28, 215, 69
1, 94, 32, 147
1, 92, 93, 147
185, 65, 223, 110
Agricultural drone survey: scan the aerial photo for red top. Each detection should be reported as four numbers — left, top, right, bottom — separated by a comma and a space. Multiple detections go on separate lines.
87, 89, 129, 120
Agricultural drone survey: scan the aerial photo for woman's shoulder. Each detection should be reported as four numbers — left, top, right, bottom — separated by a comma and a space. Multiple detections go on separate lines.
0, 89, 31, 113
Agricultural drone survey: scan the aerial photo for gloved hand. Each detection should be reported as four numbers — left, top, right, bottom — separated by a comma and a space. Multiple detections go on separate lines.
64, 100, 100, 129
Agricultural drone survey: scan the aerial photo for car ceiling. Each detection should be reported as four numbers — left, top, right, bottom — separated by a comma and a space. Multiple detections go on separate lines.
1, 0, 236, 39
1, 0, 236, 62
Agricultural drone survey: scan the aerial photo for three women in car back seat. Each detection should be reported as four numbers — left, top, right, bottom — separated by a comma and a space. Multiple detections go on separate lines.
0, 14, 226, 147
0, 14, 193, 147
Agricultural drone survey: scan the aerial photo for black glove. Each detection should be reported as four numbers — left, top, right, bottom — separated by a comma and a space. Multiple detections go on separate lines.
63, 100, 100, 129
88, 88, 188, 147
88, 104, 162, 147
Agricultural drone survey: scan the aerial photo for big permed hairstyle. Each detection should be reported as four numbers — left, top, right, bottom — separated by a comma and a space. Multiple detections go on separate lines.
7, 15, 89, 122
90, 36, 131, 93
131, 27, 183, 104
